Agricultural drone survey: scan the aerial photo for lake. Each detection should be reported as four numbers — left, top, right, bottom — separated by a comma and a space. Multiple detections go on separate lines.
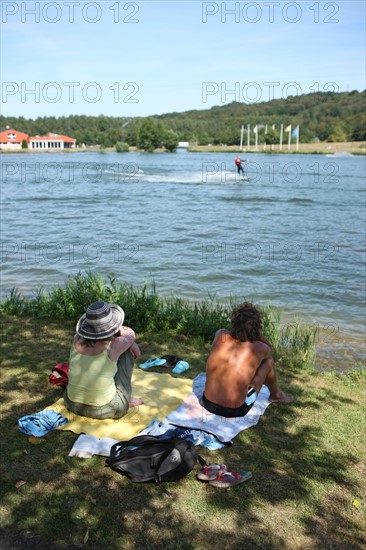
1, 150, 365, 368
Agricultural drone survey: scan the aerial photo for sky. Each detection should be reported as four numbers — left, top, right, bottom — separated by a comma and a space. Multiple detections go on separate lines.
1, 0, 365, 119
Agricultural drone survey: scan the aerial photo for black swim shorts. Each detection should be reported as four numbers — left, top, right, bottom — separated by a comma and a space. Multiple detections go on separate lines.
202, 387, 257, 418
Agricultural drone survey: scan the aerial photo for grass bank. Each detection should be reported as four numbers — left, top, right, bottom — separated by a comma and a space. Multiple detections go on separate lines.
188, 141, 366, 155
1, 273, 365, 549
1, 142, 365, 156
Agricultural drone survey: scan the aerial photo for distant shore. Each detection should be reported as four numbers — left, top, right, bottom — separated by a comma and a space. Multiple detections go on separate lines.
188, 141, 366, 155
1, 141, 365, 155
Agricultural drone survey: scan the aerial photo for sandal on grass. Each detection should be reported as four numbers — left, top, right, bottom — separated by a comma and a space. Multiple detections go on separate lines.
197, 463, 227, 481
209, 471, 252, 488
139, 358, 167, 369
172, 360, 190, 374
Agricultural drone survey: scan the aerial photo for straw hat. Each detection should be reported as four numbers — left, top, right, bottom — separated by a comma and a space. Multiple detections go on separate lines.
76, 301, 124, 340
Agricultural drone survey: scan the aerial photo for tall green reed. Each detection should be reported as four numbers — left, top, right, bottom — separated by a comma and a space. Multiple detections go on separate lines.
1, 271, 316, 368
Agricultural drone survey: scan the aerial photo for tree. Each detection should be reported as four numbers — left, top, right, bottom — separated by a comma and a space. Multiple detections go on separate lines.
350, 114, 366, 141
115, 141, 130, 152
137, 118, 159, 151
72, 130, 84, 146
21, 139, 28, 149
327, 123, 347, 142
264, 128, 278, 146
1, 90, 365, 148
162, 129, 179, 152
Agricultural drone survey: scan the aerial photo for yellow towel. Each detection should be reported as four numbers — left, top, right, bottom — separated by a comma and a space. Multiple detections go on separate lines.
45, 369, 192, 440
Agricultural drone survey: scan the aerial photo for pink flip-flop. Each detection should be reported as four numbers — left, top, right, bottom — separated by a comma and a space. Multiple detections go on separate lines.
197, 463, 227, 481
209, 471, 252, 488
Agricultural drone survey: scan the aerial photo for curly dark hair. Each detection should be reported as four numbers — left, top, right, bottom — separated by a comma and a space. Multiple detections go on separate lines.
231, 302, 262, 342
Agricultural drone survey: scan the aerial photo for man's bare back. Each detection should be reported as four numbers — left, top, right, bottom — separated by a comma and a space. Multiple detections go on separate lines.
204, 329, 272, 408
203, 303, 293, 417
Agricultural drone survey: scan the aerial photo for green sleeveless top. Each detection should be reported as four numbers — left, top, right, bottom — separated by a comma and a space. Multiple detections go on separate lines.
67, 346, 117, 406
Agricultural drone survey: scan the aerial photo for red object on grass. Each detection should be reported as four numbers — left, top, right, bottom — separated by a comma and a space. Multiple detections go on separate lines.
49, 362, 69, 388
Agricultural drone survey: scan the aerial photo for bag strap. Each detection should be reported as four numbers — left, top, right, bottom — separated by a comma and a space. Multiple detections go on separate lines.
197, 455, 208, 468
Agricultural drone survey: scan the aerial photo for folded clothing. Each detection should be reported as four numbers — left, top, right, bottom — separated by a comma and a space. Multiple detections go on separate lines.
18, 409, 68, 437
137, 418, 225, 450
157, 425, 224, 450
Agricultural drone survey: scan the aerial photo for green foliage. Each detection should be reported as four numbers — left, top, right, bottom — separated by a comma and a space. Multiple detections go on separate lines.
264, 127, 278, 145
349, 113, 366, 141
261, 307, 315, 369
137, 118, 161, 151
2, 90, 364, 147
162, 128, 179, 152
159, 90, 366, 145
21, 139, 28, 149
136, 118, 179, 152
115, 141, 129, 152
345, 364, 366, 383
0, 272, 316, 369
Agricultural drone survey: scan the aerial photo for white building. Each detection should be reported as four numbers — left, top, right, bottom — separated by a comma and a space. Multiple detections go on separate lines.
29, 132, 76, 150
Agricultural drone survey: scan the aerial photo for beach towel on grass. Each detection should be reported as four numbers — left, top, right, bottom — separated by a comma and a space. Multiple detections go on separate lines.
44, 368, 192, 441
142, 372, 271, 444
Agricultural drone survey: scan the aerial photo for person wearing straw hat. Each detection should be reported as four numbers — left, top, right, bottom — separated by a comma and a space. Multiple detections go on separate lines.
64, 301, 143, 419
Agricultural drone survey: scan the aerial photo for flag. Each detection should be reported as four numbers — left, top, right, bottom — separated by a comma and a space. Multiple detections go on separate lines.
253, 125, 258, 133
292, 125, 299, 139
271, 124, 276, 130
285, 125, 291, 132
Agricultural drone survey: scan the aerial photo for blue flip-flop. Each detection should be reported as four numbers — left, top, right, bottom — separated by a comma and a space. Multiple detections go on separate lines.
172, 360, 190, 374
139, 358, 167, 369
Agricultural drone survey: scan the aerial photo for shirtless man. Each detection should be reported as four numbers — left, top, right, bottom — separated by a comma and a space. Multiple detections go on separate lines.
202, 302, 293, 418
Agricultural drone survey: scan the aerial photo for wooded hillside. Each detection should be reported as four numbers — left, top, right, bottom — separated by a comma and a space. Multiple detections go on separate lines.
1, 90, 364, 148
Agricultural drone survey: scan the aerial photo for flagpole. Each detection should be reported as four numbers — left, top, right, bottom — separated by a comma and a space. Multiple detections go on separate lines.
296, 125, 299, 151
247, 124, 250, 148
288, 125, 291, 151
263, 124, 268, 151
280, 124, 283, 151
240, 125, 244, 151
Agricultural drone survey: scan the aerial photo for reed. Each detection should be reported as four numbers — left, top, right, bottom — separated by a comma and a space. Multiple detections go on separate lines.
0, 271, 316, 368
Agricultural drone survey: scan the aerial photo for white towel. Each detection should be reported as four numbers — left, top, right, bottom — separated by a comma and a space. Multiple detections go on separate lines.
140, 373, 271, 444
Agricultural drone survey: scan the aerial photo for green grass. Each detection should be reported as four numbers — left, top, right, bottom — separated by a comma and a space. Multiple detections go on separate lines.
0, 274, 365, 549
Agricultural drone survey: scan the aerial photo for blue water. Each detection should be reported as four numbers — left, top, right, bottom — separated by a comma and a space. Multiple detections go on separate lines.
1, 150, 365, 366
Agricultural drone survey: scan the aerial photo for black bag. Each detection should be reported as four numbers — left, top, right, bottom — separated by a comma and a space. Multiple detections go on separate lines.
105, 435, 205, 483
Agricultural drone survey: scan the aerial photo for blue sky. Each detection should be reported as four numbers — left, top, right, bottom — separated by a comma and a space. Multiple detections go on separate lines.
1, 0, 365, 119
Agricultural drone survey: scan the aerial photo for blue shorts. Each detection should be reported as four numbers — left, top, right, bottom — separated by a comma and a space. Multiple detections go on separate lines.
202, 387, 257, 418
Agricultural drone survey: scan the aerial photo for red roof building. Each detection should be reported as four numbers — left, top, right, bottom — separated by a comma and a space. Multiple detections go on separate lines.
0, 128, 77, 151
0, 128, 29, 150
29, 132, 76, 150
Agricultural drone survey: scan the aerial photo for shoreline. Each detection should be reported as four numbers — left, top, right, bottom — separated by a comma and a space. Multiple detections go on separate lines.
0, 141, 365, 155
